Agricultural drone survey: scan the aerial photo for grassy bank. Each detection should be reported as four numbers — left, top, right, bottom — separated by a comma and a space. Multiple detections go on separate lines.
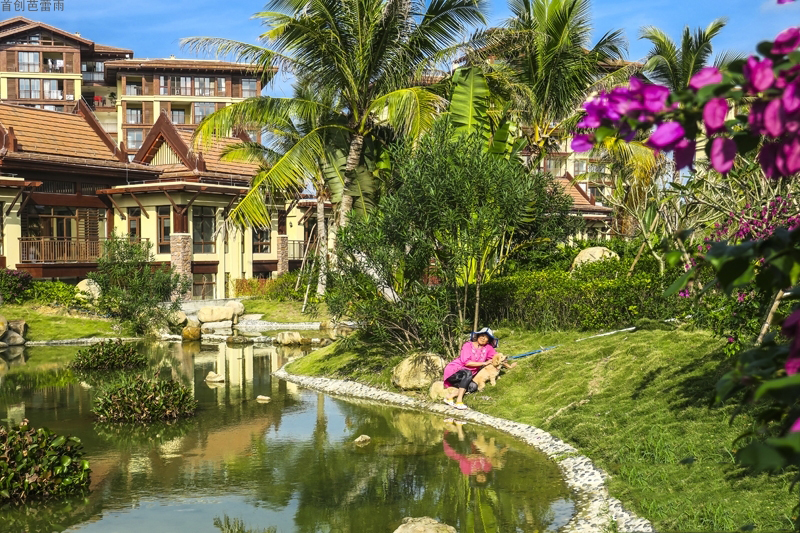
0, 304, 116, 341
243, 299, 331, 323
287, 328, 795, 532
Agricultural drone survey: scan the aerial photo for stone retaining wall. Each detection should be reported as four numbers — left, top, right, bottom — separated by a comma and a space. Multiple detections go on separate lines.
273, 367, 655, 533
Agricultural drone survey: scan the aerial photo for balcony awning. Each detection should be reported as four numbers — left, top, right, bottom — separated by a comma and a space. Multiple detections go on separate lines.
96, 182, 250, 196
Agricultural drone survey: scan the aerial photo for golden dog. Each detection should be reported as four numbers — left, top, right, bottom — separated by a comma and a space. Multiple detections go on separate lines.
473, 354, 508, 391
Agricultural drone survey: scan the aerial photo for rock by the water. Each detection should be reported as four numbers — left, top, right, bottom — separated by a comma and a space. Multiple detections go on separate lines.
391, 353, 446, 391
197, 306, 235, 323
333, 325, 355, 338
256, 395, 271, 403
275, 331, 303, 345
186, 317, 200, 328
0, 341, 7, 350
428, 381, 447, 401
570, 246, 619, 270
393, 517, 456, 533
2, 330, 25, 346
8, 320, 27, 337
182, 326, 202, 342
225, 300, 246, 316
167, 311, 188, 327
76, 279, 101, 301
205, 371, 225, 383
299, 337, 312, 345
226, 335, 250, 345
354, 435, 371, 446
0, 316, 7, 337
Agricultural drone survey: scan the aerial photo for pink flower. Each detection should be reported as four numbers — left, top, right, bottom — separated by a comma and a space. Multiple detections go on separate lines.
571, 134, 593, 152
703, 98, 729, 135
641, 84, 670, 112
673, 138, 696, 170
743, 57, 774, 93
783, 78, 800, 113
689, 67, 723, 90
772, 27, 800, 55
790, 417, 800, 434
764, 99, 785, 137
759, 142, 782, 178
710, 137, 737, 174
778, 0, 796, 4
647, 121, 685, 150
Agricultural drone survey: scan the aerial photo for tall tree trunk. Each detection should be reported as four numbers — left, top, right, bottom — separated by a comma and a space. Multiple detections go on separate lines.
316, 192, 328, 296
337, 133, 365, 230
472, 259, 483, 332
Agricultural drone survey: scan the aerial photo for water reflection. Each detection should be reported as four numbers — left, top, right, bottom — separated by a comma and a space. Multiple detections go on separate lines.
0, 341, 573, 533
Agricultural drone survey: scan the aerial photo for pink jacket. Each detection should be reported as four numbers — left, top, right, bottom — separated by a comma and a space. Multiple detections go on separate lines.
442, 341, 496, 387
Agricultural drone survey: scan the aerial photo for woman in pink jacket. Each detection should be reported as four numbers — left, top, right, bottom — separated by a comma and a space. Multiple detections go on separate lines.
442, 327, 498, 410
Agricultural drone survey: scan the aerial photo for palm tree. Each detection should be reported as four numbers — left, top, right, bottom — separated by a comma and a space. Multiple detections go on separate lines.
639, 18, 732, 91
182, 0, 487, 231
465, 0, 631, 164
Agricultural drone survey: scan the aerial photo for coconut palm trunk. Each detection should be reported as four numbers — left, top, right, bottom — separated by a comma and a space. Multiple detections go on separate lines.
316, 190, 328, 296
338, 133, 365, 229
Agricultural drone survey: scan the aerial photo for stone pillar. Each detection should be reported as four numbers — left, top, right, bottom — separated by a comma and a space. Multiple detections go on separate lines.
276, 234, 289, 276
170, 233, 192, 300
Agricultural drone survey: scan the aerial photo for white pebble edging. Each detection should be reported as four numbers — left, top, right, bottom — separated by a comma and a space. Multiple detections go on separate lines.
274, 367, 655, 533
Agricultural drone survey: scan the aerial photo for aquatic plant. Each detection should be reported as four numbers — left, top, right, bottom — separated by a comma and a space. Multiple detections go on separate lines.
92, 376, 197, 423
70, 339, 147, 371
0, 419, 90, 503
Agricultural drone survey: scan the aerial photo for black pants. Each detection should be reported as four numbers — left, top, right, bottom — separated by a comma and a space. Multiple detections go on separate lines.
446, 369, 478, 393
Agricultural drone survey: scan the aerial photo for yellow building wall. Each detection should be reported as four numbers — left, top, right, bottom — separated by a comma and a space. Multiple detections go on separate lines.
0, 189, 23, 268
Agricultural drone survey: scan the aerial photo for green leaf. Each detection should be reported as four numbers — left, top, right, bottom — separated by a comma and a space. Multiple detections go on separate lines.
754, 373, 800, 401
664, 268, 694, 297
61, 456, 72, 467
450, 67, 490, 138
50, 436, 65, 448
767, 432, 800, 453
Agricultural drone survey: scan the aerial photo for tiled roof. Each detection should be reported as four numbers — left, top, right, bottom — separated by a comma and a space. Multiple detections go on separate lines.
94, 43, 133, 54
0, 20, 92, 45
0, 104, 121, 162
176, 129, 260, 178
556, 176, 613, 213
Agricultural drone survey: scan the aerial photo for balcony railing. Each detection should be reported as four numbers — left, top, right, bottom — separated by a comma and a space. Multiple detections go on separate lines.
82, 72, 105, 82
20, 237, 106, 264
126, 85, 143, 96
43, 65, 64, 73
288, 240, 306, 260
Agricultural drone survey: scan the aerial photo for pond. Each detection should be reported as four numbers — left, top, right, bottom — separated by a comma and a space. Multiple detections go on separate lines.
0, 342, 574, 533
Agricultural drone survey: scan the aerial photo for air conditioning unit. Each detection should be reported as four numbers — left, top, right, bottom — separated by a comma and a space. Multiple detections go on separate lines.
66, 94, 74, 100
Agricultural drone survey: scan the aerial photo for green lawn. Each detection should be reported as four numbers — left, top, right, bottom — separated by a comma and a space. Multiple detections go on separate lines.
243, 299, 331, 323
0, 304, 117, 341
289, 328, 796, 532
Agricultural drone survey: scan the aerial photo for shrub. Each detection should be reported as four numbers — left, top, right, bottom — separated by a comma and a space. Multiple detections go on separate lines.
92, 376, 197, 423
70, 340, 147, 371
479, 267, 689, 331
87, 235, 190, 335
23, 281, 79, 308
0, 269, 33, 304
0, 419, 90, 503
233, 271, 302, 301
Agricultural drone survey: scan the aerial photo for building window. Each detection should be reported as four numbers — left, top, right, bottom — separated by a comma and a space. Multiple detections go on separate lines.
193, 206, 216, 253
252, 228, 271, 253
81, 61, 104, 82
179, 76, 191, 95
171, 109, 186, 124
194, 102, 215, 124
126, 129, 143, 151
125, 83, 143, 96
18, 52, 39, 72
545, 158, 564, 175
159, 75, 169, 95
194, 77, 213, 96
19, 79, 40, 99
588, 162, 607, 174
42, 79, 62, 100
126, 107, 142, 124
216, 77, 226, 96
192, 273, 215, 300
574, 160, 587, 175
42, 105, 64, 112
242, 78, 257, 97
128, 207, 141, 242
157, 206, 171, 254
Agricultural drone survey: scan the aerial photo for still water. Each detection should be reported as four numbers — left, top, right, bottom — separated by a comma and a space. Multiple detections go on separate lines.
0, 342, 573, 533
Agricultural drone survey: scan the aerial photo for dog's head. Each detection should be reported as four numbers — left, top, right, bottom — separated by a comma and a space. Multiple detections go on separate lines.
490, 353, 507, 366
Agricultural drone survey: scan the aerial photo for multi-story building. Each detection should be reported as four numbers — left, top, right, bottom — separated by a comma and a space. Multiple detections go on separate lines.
0, 17, 264, 153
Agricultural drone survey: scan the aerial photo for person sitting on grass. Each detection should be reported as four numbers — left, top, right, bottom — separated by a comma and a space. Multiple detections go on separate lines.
442, 327, 499, 410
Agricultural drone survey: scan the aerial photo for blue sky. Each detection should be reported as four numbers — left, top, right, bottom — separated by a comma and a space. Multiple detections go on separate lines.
12, 0, 800, 96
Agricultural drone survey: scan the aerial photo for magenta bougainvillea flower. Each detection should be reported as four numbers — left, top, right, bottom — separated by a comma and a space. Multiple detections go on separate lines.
772, 27, 800, 55
646, 121, 685, 150
743, 57, 775, 93
703, 98, 729, 135
710, 137, 737, 173
689, 67, 723, 90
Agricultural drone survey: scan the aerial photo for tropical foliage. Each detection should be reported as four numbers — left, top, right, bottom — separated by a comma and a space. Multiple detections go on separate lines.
70, 340, 148, 371
93, 376, 197, 423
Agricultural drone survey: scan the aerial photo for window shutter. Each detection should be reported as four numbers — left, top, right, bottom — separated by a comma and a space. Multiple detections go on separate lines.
7, 51, 16, 72
232, 78, 241, 98
7, 79, 17, 99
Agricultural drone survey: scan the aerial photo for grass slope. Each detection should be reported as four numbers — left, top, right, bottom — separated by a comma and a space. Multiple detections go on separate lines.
1, 304, 116, 341
290, 328, 796, 532
243, 299, 331, 323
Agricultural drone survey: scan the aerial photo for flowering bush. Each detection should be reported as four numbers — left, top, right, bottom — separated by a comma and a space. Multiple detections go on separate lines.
0, 269, 33, 304
574, 11, 800, 525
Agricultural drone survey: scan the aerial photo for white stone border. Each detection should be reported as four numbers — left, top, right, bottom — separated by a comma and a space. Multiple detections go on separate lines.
274, 367, 655, 533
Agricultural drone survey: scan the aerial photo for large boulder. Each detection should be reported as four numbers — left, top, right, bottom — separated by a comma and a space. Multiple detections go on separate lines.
167, 311, 188, 327
0, 316, 7, 337
2, 330, 25, 346
76, 279, 101, 301
186, 317, 200, 328
391, 353, 446, 391
182, 326, 202, 342
197, 306, 235, 323
275, 331, 303, 345
8, 320, 27, 337
225, 300, 246, 317
428, 381, 447, 401
201, 321, 233, 334
570, 246, 619, 270
393, 517, 456, 533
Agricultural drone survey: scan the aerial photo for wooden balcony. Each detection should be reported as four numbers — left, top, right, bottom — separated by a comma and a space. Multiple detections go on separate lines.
19, 237, 106, 264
